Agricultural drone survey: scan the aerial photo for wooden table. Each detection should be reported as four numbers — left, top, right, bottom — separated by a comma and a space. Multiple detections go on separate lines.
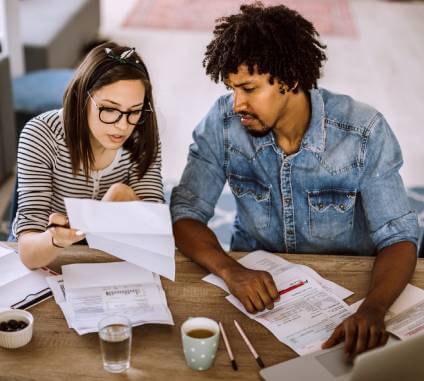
1, 245, 423, 381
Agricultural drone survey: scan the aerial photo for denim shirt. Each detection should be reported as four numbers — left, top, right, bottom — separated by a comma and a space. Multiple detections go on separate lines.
171, 88, 418, 255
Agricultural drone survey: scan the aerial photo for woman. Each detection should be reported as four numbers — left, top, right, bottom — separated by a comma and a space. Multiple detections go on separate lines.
13, 42, 164, 268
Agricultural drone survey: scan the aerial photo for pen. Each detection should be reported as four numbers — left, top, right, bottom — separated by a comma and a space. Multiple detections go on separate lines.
46, 222, 69, 229
234, 320, 265, 369
41, 267, 59, 276
219, 321, 238, 371
278, 280, 307, 296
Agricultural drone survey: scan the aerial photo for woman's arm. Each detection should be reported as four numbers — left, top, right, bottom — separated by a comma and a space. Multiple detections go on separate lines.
19, 213, 85, 269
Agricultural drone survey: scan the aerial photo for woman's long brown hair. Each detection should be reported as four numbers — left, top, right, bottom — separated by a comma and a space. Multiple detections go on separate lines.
63, 41, 159, 180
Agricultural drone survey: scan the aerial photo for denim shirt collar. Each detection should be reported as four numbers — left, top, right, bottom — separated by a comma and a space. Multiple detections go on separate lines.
250, 88, 326, 153
300, 88, 326, 153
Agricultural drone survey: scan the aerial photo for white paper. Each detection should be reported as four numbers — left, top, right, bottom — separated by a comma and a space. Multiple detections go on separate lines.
64, 198, 176, 280
0, 244, 15, 258
226, 267, 352, 355
65, 198, 172, 234
0, 248, 31, 288
203, 250, 353, 300
62, 262, 156, 289
386, 300, 424, 339
0, 244, 52, 308
85, 234, 175, 281
49, 262, 174, 335
350, 284, 424, 340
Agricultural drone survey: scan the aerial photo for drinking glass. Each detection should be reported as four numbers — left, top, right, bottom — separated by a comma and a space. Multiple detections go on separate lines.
98, 315, 132, 373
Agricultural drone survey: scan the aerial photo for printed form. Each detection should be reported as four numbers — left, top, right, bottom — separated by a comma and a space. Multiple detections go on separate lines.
351, 284, 424, 340
203, 251, 353, 355
47, 261, 173, 335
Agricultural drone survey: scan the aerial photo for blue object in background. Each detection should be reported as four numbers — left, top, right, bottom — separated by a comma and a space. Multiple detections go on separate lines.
13, 69, 74, 114
13, 69, 74, 138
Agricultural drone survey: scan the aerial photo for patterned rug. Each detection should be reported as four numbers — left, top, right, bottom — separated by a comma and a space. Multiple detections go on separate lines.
123, 0, 357, 37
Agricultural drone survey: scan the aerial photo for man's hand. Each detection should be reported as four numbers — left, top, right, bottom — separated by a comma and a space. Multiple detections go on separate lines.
322, 303, 389, 361
221, 264, 280, 313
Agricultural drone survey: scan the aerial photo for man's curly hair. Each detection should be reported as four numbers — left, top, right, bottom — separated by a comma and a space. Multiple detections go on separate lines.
203, 2, 327, 92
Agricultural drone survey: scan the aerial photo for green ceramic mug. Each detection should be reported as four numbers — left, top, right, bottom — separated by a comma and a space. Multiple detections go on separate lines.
181, 317, 220, 371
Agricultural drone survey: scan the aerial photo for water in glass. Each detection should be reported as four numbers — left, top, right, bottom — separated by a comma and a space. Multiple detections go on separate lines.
99, 322, 131, 373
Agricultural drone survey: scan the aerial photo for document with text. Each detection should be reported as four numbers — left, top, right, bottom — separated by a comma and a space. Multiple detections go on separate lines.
203, 250, 353, 300
227, 267, 353, 355
47, 261, 173, 335
202, 250, 354, 355
350, 284, 424, 340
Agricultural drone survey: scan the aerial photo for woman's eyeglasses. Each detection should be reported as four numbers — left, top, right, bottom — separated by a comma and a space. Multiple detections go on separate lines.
88, 92, 152, 125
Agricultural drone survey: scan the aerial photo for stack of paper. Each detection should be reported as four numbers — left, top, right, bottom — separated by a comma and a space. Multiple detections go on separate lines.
65, 198, 175, 280
47, 261, 174, 335
0, 244, 53, 309
203, 250, 354, 355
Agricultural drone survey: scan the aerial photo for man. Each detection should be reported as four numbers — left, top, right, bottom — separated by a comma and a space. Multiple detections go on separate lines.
170, 3, 418, 360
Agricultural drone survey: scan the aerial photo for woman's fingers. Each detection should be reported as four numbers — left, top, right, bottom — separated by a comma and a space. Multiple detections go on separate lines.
47, 212, 84, 247
48, 212, 69, 227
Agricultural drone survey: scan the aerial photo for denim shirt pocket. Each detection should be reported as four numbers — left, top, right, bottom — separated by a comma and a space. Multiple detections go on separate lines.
308, 189, 357, 239
229, 174, 271, 229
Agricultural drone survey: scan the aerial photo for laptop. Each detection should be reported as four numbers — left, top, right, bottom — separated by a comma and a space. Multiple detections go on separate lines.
260, 334, 424, 381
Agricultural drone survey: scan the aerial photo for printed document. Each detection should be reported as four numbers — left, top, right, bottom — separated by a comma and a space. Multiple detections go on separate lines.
203, 250, 353, 300
47, 261, 173, 335
65, 198, 175, 280
351, 284, 424, 340
227, 267, 352, 355
203, 251, 354, 355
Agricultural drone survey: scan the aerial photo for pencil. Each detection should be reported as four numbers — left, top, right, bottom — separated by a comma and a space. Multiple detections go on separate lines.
278, 280, 307, 296
219, 321, 238, 371
234, 320, 265, 368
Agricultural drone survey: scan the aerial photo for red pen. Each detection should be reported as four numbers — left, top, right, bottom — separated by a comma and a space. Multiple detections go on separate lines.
41, 267, 59, 276
278, 280, 307, 296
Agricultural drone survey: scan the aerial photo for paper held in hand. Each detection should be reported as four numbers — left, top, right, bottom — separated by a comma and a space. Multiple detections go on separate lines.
64, 198, 175, 280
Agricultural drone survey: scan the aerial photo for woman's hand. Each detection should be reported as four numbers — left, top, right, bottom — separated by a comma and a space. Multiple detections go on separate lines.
47, 213, 85, 248
102, 183, 139, 201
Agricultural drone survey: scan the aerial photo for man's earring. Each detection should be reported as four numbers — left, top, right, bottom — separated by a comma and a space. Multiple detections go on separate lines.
279, 85, 287, 95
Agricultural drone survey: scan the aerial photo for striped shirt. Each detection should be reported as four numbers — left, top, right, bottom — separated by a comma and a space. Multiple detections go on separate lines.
13, 109, 164, 237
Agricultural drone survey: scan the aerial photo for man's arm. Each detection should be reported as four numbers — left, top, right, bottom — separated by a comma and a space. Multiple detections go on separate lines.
322, 241, 417, 359
173, 218, 280, 312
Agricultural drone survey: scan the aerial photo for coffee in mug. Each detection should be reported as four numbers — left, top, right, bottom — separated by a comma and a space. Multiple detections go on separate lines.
181, 317, 220, 371
187, 329, 215, 339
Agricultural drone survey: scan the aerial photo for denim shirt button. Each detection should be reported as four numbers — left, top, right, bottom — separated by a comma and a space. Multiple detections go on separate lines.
283, 162, 290, 168
285, 198, 291, 205
287, 229, 294, 235
339, 204, 345, 210
318, 202, 324, 209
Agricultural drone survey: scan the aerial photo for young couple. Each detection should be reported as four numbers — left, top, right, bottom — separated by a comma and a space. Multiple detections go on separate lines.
15, 3, 418, 362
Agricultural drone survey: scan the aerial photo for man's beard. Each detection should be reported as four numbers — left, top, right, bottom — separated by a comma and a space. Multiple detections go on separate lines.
239, 113, 272, 137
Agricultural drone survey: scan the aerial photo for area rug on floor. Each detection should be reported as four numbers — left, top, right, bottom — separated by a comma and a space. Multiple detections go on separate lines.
122, 0, 357, 37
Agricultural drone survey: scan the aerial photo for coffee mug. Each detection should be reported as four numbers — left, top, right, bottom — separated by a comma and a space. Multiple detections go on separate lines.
181, 317, 220, 371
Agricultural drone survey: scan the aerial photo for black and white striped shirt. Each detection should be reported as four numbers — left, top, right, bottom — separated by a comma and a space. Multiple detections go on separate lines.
13, 109, 164, 237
